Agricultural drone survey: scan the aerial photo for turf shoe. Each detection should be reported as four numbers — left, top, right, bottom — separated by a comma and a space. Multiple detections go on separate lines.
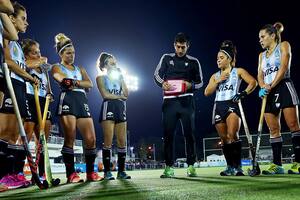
288, 162, 300, 174
117, 171, 131, 179
160, 166, 174, 178
187, 165, 197, 177
104, 171, 115, 180
67, 172, 84, 183
86, 172, 103, 182
233, 167, 245, 176
262, 163, 284, 175
15, 173, 31, 187
220, 166, 234, 176
0, 175, 24, 189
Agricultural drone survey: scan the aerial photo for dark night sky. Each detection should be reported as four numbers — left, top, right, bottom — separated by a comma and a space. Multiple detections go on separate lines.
17, 0, 299, 157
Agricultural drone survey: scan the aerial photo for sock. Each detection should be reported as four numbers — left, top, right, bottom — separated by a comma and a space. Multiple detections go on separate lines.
102, 148, 111, 173
15, 146, 26, 175
85, 148, 96, 173
6, 144, 16, 175
117, 148, 126, 172
232, 140, 242, 168
38, 152, 45, 177
61, 146, 75, 178
270, 136, 283, 166
222, 143, 233, 168
0, 139, 8, 178
292, 131, 300, 163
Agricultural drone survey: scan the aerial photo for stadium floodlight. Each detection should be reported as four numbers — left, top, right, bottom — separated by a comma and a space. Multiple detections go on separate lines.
97, 63, 139, 91
119, 68, 139, 92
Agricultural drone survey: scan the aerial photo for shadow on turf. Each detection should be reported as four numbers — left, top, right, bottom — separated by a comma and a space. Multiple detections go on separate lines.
85, 178, 146, 199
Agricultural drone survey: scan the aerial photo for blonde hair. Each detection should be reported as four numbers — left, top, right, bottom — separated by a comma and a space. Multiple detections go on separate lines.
54, 33, 73, 54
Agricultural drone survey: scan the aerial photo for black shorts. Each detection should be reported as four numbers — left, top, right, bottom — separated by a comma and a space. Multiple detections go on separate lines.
265, 79, 299, 115
57, 90, 91, 118
0, 78, 29, 118
212, 100, 241, 125
25, 94, 52, 123
99, 99, 126, 123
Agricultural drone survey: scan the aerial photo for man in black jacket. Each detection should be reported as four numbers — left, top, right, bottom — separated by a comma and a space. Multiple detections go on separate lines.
154, 32, 203, 178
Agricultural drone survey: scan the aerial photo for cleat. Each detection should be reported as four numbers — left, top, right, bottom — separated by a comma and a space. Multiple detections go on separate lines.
262, 163, 284, 175
288, 162, 300, 174
187, 165, 197, 177
104, 171, 115, 180
220, 166, 234, 176
67, 172, 84, 183
15, 173, 31, 187
234, 167, 245, 176
117, 171, 131, 179
0, 175, 24, 189
160, 166, 174, 178
86, 172, 103, 182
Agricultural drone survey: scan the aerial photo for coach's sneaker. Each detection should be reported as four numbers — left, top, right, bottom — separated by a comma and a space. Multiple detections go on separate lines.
67, 172, 84, 183
187, 165, 197, 177
288, 162, 300, 174
160, 166, 174, 178
117, 171, 131, 179
0, 183, 8, 192
220, 166, 234, 176
262, 163, 284, 175
104, 171, 115, 180
233, 167, 245, 176
86, 172, 103, 182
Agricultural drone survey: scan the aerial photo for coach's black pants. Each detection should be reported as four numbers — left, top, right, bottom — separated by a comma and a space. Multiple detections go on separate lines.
162, 95, 196, 166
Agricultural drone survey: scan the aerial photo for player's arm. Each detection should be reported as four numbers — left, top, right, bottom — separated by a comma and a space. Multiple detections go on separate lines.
204, 74, 218, 96
0, 13, 18, 41
238, 68, 257, 94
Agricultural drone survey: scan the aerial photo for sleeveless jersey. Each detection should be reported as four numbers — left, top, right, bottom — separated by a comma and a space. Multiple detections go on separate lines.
261, 44, 290, 85
58, 63, 85, 93
215, 68, 241, 101
26, 69, 48, 97
9, 41, 26, 82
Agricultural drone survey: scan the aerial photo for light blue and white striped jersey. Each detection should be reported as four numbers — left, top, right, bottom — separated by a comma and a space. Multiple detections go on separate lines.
261, 44, 290, 85
9, 41, 26, 82
26, 69, 48, 97
58, 63, 85, 93
102, 74, 122, 96
215, 68, 241, 101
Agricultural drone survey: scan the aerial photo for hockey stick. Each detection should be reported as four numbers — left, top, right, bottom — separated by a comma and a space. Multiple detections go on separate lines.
238, 100, 260, 175
248, 96, 267, 176
33, 74, 60, 187
3, 63, 48, 189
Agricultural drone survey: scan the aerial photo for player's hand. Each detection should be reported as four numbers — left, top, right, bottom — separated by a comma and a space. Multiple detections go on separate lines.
232, 90, 247, 102
215, 72, 229, 84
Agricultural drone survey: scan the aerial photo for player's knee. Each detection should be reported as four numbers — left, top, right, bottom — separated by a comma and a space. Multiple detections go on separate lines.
287, 120, 300, 132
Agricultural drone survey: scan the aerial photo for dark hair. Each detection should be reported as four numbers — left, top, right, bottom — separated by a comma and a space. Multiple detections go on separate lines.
260, 22, 284, 43
11, 1, 26, 17
174, 32, 190, 46
219, 40, 237, 66
97, 52, 113, 71
21, 39, 39, 56
54, 33, 73, 54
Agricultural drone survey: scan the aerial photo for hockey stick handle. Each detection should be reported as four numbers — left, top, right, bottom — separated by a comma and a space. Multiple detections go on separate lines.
238, 100, 252, 144
258, 97, 267, 132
